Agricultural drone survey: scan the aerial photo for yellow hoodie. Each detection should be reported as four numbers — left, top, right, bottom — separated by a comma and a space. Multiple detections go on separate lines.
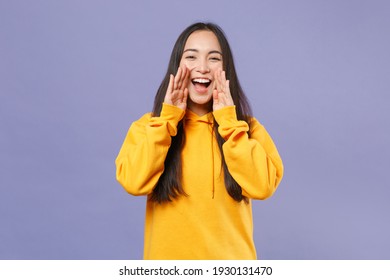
116, 103, 283, 259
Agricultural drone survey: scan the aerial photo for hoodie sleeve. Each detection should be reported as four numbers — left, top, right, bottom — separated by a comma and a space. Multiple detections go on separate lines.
213, 106, 284, 200
115, 103, 185, 196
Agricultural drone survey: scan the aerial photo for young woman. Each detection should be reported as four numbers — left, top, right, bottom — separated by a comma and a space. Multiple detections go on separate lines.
115, 22, 284, 260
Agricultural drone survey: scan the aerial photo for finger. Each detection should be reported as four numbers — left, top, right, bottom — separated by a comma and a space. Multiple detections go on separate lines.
176, 67, 184, 91
221, 72, 227, 91
221, 70, 226, 83
212, 79, 217, 91
178, 68, 185, 89
225, 79, 234, 104
174, 67, 182, 89
225, 79, 231, 97
180, 67, 190, 90
215, 69, 222, 93
212, 70, 217, 90
167, 74, 174, 95
217, 69, 223, 92
213, 89, 219, 104
182, 88, 188, 105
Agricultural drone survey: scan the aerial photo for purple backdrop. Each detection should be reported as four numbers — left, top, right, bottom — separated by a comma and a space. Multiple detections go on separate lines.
1, 0, 389, 259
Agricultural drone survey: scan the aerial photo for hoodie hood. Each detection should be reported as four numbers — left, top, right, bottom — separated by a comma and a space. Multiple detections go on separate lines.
184, 109, 214, 125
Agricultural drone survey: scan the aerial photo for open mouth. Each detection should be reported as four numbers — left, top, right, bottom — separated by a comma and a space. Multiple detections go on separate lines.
192, 78, 212, 89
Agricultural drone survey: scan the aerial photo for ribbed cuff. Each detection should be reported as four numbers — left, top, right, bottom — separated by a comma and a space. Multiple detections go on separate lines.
157, 103, 185, 136
213, 106, 249, 140
212, 106, 238, 125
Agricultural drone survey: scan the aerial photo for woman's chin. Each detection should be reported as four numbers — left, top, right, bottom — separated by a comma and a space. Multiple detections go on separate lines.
188, 90, 213, 105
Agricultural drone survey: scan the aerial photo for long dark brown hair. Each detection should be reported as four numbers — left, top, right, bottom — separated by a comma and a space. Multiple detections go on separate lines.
149, 22, 253, 203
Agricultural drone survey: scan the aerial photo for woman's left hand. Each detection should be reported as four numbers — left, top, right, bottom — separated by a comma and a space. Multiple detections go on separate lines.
212, 69, 234, 111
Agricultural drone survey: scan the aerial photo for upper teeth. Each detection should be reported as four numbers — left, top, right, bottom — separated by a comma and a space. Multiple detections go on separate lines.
193, 78, 210, 83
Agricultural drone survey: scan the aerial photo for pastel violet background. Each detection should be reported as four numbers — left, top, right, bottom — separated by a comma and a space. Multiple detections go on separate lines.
1, 0, 389, 259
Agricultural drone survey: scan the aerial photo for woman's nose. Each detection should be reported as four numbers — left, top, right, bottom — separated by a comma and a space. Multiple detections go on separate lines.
196, 60, 210, 73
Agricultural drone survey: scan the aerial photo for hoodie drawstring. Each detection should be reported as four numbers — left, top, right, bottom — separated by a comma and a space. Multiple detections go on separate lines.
211, 127, 215, 199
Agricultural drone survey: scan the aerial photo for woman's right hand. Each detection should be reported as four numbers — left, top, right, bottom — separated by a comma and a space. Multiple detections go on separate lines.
164, 66, 189, 111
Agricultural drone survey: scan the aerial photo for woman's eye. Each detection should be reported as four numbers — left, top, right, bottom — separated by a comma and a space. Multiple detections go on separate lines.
210, 57, 221, 61
186, 55, 196, 60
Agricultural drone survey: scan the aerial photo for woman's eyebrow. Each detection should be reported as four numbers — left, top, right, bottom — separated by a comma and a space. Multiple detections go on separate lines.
209, 50, 222, 55
183, 49, 222, 55
183, 48, 198, 53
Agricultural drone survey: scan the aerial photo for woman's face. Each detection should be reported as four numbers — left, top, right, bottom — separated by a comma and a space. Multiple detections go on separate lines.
179, 30, 223, 114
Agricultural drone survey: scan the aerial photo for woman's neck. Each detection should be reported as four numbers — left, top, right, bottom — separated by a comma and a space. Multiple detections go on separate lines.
187, 101, 212, 116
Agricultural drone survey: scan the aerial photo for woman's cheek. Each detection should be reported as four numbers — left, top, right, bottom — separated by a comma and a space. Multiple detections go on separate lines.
181, 61, 194, 70
211, 62, 223, 71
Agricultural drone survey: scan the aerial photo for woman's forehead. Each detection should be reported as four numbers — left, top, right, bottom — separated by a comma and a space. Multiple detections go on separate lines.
184, 30, 221, 52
